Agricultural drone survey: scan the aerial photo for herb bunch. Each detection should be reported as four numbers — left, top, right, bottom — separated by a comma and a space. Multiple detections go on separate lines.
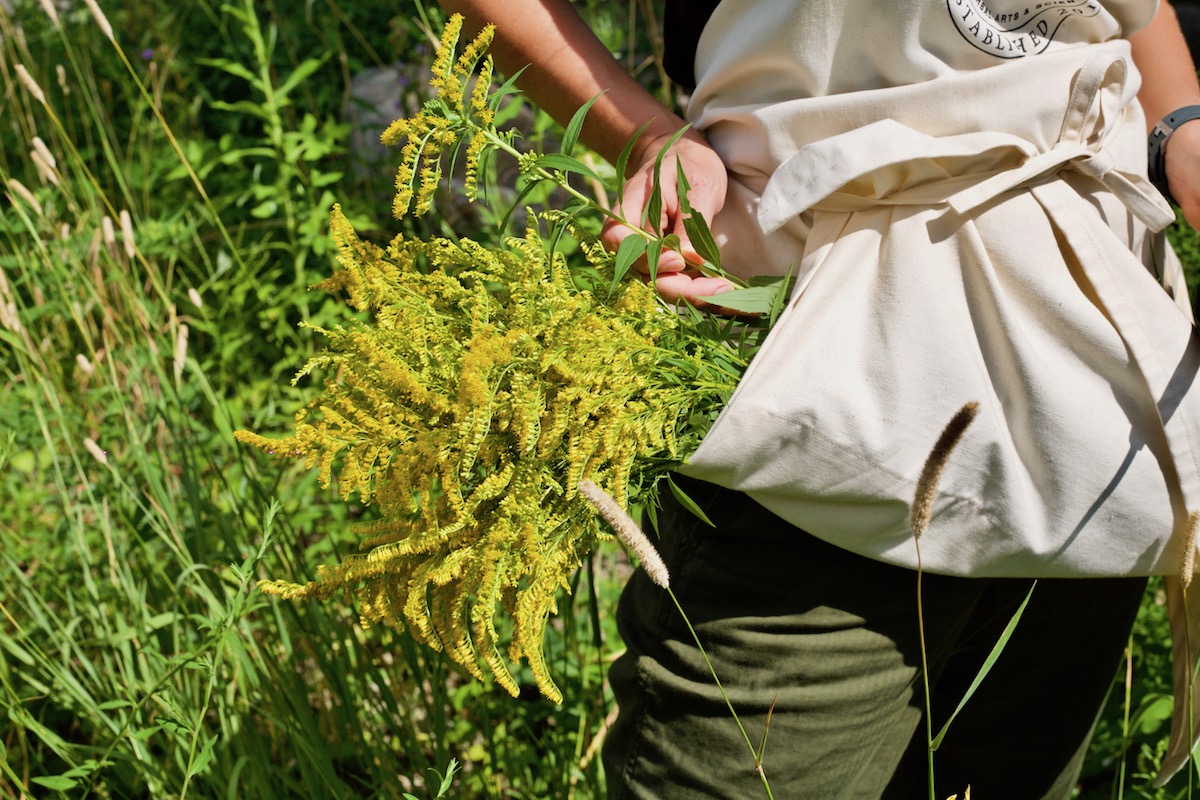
237, 15, 764, 701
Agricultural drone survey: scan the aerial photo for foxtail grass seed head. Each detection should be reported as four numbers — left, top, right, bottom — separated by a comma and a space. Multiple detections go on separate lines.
101, 215, 116, 248
578, 479, 670, 588
911, 401, 980, 539
119, 209, 135, 258
7, 179, 43, 217
30, 150, 58, 186
0, 302, 19, 332
56, 64, 68, 96
38, 0, 61, 27
1182, 510, 1200, 588
173, 323, 189, 383
84, 437, 108, 465
187, 287, 203, 309
0, 270, 19, 333
83, 0, 114, 41
76, 353, 94, 374
31, 136, 57, 170
15, 64, 46, 105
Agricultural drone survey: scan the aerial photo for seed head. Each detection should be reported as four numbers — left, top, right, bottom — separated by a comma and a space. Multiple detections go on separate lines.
15, 65, 46, 106
7, 179, 43, 217
38, 0, 61, 27
578, 479, 670, 588
1182, 510, 1199, 588
911, 401, 979, 539
83, 0, 113, 41
83, 437, 108, 465
119, 209, 135, 258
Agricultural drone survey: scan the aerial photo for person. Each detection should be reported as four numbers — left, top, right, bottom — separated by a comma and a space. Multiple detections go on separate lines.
441, 1, 1200, 797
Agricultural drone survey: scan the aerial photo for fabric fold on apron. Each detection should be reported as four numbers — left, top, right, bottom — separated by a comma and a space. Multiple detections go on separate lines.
684, 44, 1200, 780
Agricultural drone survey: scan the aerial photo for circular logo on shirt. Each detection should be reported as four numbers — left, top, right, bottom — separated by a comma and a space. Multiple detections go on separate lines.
946, 0, 1103, 58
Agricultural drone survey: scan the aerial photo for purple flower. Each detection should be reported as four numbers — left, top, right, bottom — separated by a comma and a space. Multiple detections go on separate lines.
141, 48, 154, 61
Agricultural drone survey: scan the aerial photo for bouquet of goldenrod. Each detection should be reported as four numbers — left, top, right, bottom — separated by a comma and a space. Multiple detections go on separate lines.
237, 15, 775, 702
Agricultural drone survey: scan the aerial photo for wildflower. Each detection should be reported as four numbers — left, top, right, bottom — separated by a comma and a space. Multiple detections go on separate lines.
15, 65, 46, 106
578, 479, 670, 588
428, 13, 464, 99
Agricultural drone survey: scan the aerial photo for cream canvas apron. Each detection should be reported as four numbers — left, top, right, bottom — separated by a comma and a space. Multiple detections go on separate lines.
678, 0, 1200, 780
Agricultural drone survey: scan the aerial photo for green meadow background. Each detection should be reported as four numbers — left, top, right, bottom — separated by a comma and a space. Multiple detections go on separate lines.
0, 1, 1197, 796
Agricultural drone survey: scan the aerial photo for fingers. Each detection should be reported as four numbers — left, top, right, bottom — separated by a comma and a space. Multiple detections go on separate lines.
652, 271, 738, 310
599, 132, 731, 297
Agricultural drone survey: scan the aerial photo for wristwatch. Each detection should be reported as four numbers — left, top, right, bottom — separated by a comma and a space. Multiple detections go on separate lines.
1148, 105, 1200, 206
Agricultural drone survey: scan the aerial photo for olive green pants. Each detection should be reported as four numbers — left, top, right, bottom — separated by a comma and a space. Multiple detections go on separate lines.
603, 477, 1146, 799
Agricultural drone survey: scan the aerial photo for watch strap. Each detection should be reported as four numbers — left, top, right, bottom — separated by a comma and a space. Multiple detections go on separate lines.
1148, 105, 1200, 206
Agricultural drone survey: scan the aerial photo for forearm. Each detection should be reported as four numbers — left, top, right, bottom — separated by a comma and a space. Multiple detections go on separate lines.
1130, 1, 1200, 130
438, 0, 699, 167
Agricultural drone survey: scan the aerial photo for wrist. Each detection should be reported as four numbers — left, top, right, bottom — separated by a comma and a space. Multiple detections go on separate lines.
628, 127, 713, 176
1148, 105, 1200, 204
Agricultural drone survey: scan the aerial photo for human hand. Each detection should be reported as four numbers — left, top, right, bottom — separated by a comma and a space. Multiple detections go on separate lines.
599, 131, 734, 308
1166, 121, 1200, 230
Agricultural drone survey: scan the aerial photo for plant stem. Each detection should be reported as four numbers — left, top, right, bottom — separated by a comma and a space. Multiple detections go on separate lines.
667, 588, 775, 800
916, 540, 936, 800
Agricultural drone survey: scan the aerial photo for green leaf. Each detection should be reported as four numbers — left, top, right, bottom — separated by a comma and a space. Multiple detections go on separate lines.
209, 99, 271, 119
534, 154, 603, 182
561, 91, 605, 158
930, 581, 1035, 751
190, 733, 216, 776
97, 699, 134, 711
434, 759, 460, 796
612, 236, 647, 287
489, 65, 528, 113
666, 474, 714, 527
500, 182, 544, 233
642, 126, 692, 234
683, 215, 723, 271
130, 725, 163, 741
196, 57, 258, 85
703, 286, 777, 315
277, 55, 330, 102
645, 238, 664, 284
615, 121, 653, 201
31, 775, 78, 791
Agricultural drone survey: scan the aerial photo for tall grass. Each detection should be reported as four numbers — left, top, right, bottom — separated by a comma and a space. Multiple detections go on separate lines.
1, 0, 1197, 797
0, 1, 638, 796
